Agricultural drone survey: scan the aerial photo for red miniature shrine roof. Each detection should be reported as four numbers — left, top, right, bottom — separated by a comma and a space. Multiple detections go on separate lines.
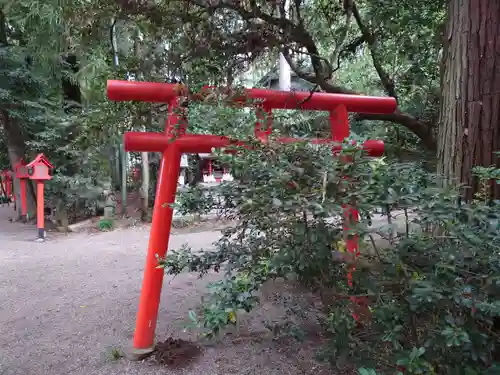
26, 153, 54, 169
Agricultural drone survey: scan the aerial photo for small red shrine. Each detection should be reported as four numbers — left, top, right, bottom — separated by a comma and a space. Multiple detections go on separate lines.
26, 154, 54, 180
27, 153, 54, 240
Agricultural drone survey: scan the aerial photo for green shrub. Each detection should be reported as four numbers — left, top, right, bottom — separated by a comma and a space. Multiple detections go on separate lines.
161, 139, 500, 374
97, 218, 114, 231
173, 185, 215, 217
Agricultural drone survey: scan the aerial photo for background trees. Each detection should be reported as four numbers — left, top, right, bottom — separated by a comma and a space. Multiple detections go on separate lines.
1, 0, 499, 373
4, 0, 496, 212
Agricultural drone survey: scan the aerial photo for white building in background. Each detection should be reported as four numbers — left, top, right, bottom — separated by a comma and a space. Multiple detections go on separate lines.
177, 154, 188, 185
177, 153, 234, 186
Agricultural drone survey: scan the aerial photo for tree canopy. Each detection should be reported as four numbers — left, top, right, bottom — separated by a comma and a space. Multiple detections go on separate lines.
1, 0, 500, 373
0, 0, 448, 211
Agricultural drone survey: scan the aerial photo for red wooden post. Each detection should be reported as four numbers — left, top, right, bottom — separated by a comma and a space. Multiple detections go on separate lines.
329, 105, 359, 256
129, 99, 186, 356
36, 181, 44, 235
207, 160, 212, 176
329, 105, 364, 322
6, 173, 12, 199
1, 170, 13, 202
134, 145, 182, 349
20, 180, 26, 215
106, 80, 397, 358
27, 154, 54, 240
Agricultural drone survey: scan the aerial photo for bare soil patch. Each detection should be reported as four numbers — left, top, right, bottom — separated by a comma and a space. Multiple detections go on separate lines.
152, 338, 202, 368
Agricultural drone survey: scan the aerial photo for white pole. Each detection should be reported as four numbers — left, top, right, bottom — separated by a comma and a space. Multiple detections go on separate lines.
111, 19, 119, 67
278, 0, 291, 91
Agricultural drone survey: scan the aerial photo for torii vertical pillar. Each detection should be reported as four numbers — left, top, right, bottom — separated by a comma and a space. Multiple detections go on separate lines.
130, 100, 186, 359
26, 154, 54, 241
329, 105, 359, 257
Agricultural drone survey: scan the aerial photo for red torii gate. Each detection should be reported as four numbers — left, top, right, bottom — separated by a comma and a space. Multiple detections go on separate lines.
106, 80, 397, 358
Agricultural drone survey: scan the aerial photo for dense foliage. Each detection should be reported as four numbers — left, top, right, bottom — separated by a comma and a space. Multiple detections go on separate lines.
1, 0, 447, 219
167, 142, 500, 374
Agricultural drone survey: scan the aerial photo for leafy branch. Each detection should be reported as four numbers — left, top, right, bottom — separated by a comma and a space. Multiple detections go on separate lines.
114, 0, 437, 150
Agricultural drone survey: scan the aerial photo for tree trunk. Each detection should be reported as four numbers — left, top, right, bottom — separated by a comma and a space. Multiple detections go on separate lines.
140, 151, 150, 220
132, 29, 151, 221
188, 154, 203, 186
1, 113, 37, 219
438, 0, 500, 200
0, 11, 36, 219
113, 145, 121, 191
120, 141, 127, 216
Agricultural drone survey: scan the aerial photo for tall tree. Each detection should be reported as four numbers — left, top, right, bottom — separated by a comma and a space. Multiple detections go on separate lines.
438, 1, 500, 199
0, 10, 39, 218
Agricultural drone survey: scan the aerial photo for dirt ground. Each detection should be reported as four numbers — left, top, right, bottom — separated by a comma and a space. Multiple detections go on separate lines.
0, 205, 330, 375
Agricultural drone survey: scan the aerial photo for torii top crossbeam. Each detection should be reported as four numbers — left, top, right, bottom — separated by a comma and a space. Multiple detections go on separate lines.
107, 80, 397, 114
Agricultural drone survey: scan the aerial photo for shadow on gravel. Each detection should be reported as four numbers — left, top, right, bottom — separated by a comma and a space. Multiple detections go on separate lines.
152, 337, 202, 368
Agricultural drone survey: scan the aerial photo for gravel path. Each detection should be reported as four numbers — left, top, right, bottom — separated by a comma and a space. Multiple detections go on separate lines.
0, 206, 326, 375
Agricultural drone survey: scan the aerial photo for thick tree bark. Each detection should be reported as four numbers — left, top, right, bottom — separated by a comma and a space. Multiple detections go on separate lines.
52, 54, 83, 229
188, 154, 203, 186
438, 0, 500, 200
133, 31, 151, 221
0, 11, 36, 219
140, 151, 150, 220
